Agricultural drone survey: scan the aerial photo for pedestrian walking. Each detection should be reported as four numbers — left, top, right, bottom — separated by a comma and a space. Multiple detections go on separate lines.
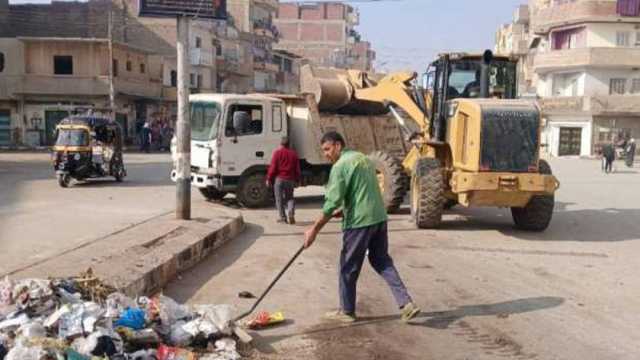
141, 121, 151, 153
625, 138, 636, 168
303, 131, 420, 323
602, 141, 615, 174
267, 136, 301, 224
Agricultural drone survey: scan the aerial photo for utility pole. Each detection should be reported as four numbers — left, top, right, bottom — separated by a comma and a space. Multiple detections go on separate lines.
108, 11, 115, 121
176, 16, 191, 220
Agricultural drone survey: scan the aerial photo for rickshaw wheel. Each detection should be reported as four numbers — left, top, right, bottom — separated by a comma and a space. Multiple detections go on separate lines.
57, 173, 72, 188
114, 166, 125, 182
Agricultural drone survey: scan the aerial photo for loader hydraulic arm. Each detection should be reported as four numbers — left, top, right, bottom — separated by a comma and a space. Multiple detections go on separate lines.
353, 72, 431, 136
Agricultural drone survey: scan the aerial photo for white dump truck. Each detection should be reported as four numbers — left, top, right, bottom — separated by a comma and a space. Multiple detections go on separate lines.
170, 92, 408, 209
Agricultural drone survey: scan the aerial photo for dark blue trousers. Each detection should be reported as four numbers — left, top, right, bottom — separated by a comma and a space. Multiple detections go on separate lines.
340, 221, 412, 314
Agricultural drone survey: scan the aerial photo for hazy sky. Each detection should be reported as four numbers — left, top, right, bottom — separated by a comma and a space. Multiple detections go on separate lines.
9, 0, 525, 72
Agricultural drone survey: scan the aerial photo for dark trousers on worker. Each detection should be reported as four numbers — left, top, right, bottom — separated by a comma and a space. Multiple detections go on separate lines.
605, 157, 614, 173
274, 178, 295, 221
340, 221, 412, 315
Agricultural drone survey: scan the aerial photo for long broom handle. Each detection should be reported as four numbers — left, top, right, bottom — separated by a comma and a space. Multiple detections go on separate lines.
233, 245, 305, 322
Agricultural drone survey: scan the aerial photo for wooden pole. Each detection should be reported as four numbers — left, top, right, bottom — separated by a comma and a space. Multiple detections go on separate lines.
108, 11, 115, 120
176, 15, 191, 220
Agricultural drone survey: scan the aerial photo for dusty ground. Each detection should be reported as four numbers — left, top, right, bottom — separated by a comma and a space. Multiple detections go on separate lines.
165, 158, 640, 360
0, 152, 182, 275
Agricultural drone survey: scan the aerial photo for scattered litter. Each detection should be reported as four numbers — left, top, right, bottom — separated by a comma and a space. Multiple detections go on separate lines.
245, 311, 285, 330
0, 272, 247, 359
237, 291, 255, 299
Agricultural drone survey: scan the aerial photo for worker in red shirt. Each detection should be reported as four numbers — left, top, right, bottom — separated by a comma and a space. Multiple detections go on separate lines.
267, 137, 301, 224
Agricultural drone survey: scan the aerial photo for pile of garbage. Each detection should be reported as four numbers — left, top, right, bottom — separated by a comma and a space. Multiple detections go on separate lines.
0, 272, 244, 360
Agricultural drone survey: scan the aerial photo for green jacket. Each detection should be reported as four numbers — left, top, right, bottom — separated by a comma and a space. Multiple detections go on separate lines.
322, 149, 388, 229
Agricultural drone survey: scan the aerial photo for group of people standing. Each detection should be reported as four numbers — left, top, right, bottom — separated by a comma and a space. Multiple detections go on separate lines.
137, 119, 174, 153
601, 137, 636, 174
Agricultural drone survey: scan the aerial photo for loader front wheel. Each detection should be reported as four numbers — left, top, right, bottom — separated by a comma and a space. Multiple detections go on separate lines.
368, 151, 408, 213
511, 160, 555, 231
236, 172, 273, 208
410, 158, 445, 229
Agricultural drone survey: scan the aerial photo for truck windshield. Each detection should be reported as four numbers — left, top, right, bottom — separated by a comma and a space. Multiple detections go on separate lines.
448, 59, 517, 99
55, 129, 89, 146
191, 101, 221, 141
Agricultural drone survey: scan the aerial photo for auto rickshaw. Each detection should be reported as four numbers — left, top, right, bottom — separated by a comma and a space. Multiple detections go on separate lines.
51, 116, 127, 187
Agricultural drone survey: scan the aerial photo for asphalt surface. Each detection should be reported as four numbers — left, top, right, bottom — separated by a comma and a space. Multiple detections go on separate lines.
163, 158, 640, 360
0, 152, 179, 275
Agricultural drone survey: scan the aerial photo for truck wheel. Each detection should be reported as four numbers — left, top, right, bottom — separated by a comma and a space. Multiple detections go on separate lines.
199, 187, 227, 201
444, 199, 457, 210
511, 159, 555, 231
410, 158, 445, 229
237, 172, 273, 208
57, 173, 72, 188
368, 151, 408, 213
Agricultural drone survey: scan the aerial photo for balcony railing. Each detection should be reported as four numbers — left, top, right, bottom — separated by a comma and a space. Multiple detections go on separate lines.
11, 75, 110, 96
538, 95, 640, 115
190, 48, 215, 67
531, 1, 622, 34
253, 0, 278, 10
534, 47, 640, 72
253, 20, 279, 40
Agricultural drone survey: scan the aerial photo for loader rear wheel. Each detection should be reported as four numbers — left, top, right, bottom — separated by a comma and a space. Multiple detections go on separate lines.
511, 160, 555, 232
236, 172, 273, 208
199, 187, 227, 201
368, 151, 408, 213
410, 158, 445, 229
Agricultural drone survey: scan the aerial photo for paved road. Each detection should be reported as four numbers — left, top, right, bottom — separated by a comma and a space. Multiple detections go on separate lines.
0, 152, 181, 275
164, 158, 640, 360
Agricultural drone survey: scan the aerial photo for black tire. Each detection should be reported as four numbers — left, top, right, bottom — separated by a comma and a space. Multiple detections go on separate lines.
410, 158, 445, 229
443, 199, 457, 210
511, 159, 555, 232
57, 173, 72, 188
113, 163, 126, 182
199, 187, 227, 201
236, 172, 273, 208
368, 151, 408, 213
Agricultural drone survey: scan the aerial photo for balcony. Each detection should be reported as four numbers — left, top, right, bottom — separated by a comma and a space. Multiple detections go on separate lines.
114, 78, 162, 99
514, 4, 530, 25
531, 1, 628, 34
534, 48, 640, 72
190, 48, 215, 67
217, 56, 252, 76
253, 20, 279, 40
253, 0, 278, 10
538, 95, 640, 116
12, 75, 110, 96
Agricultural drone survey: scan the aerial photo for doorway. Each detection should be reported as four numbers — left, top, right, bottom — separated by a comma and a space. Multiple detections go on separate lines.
45, 110, 70, 146
0, 110, 10, 146
558, 127, 582, 156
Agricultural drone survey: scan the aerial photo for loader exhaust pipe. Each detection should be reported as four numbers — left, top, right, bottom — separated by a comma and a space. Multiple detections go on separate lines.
480, 50, 493, 98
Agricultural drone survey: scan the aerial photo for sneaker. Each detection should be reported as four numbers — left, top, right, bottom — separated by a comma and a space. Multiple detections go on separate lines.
400, 302, 420, 323
322, 309, 356, 323
288, 216, 296, 225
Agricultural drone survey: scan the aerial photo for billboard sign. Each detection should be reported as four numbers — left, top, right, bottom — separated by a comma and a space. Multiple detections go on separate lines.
139, 0, 226, 20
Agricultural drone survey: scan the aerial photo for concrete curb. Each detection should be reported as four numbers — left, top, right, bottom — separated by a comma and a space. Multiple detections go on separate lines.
10, 205, 245, 297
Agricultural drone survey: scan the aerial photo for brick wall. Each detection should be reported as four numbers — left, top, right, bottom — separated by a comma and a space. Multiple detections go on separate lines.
326, 3, 346, 20
300, 4, 325, 20
278, 23, 299, 41
325, 23, 344, 42
278, 3, 299, 19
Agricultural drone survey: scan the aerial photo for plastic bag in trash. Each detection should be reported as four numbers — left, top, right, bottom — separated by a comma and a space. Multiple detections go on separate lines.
154, 295, 192, 325
0, 313, 29, 332
157, 344, 197, 360
5, 342, 46, 360
11, 279, 52, 309
17, 321, 46, 339
105, 293, 136, 318
182, 316, 219, 338
124, 349, 158, 360
114, 307, 146, 330
58, 302, 104, 338
169, 320, 192, 347
0, 277, 12, 307
193, 304, 235, 335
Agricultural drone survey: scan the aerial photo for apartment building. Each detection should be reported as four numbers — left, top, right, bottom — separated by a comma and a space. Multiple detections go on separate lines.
274, 2, 376, 71
0, 0, 163, 147
498, 0, 640, 157
227, 0, 281, 92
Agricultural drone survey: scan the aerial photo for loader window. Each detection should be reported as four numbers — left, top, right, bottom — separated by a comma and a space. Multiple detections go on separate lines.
225, 104, 263, 137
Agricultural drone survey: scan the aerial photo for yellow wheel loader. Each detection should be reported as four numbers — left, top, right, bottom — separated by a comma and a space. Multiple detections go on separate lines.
301, 50, 560, 231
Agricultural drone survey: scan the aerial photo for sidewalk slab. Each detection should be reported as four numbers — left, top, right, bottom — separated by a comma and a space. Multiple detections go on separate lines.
11, 203, 245, 297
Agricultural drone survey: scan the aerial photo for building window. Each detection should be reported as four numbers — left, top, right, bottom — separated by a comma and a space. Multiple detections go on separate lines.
631, 79, 640, 94
126, 60, 132, 72
112, 59, 118, 77
610, 78, 626, 95
215, 44, 222, 56
636, 32, 640, 46
616, 31, 631, 47
197, 74, 203, 89
283, 58, 293, 73
170, 70, 177, 87
54, 56, 73, 75
225, 104, 263, 137
190, 73, 196, 87
0, 52, 4, 73
140, 63, 146, 74
195, 37, 202, 48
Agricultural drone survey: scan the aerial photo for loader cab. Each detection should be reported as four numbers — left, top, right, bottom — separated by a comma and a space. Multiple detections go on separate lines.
425, 51, 518, 141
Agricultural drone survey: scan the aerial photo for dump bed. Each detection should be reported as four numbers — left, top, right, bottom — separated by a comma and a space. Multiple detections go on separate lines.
280, 95, 408, 166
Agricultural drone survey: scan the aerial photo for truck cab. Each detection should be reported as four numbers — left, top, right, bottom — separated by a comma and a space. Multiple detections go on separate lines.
171, 94, 288, 206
